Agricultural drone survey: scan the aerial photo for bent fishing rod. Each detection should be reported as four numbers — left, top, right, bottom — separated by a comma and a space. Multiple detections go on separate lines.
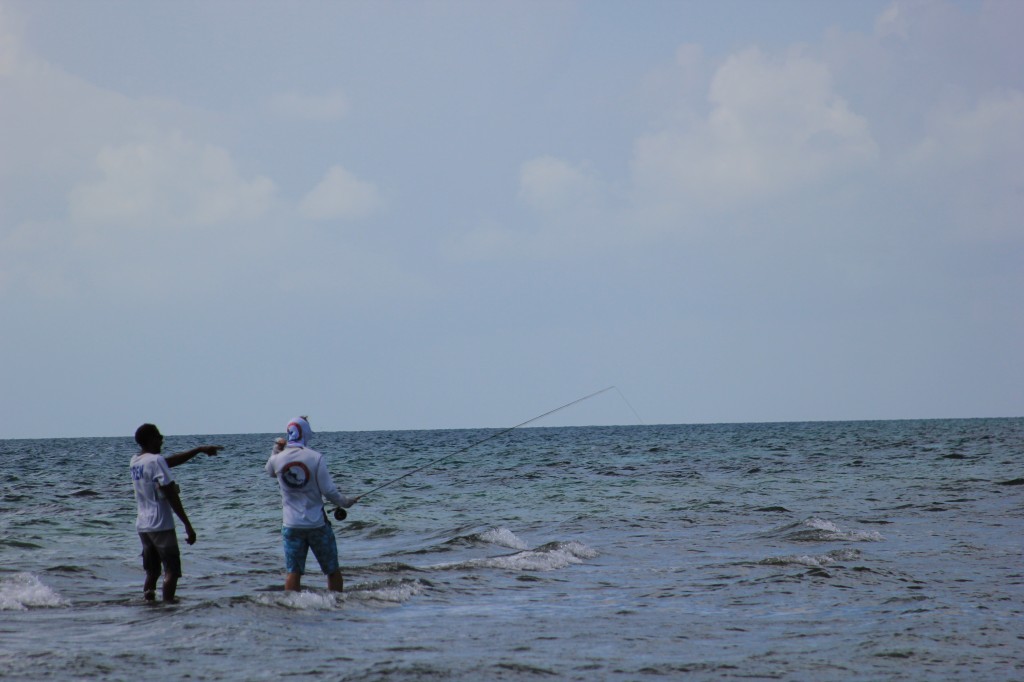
331, 386, 615, 520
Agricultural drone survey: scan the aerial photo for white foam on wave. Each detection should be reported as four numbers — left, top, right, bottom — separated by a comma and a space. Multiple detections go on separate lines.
0, 573, 68, 610
253, 590, 340, 610
478, 527, 529, 550
774, 517, 884, 542
252, 579, 425, 609
347, 579, 425, 604
805, 518, 843, 533
435, 540, 598, 572
759, 548, 863, 568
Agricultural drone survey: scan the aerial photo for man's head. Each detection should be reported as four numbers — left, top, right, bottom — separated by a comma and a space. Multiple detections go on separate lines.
135, 423, 163, 453
286, 416, 312, 447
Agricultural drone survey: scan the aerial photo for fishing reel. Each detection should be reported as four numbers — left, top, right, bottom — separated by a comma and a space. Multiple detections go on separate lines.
333, 507, 347, 521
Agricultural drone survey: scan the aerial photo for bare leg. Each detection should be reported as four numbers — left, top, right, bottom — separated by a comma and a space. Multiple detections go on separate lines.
285, 572, 302, 591
327, 570, 344, 593
162, 573, 179, 603
143, 571, 160, 601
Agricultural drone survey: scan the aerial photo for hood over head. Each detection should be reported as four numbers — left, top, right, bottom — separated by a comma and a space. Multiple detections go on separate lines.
286, 416, 312, 447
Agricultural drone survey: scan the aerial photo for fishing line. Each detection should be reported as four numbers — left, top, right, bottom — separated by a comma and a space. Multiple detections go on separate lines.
332, 386, 621, 520
613, 386, 645, 425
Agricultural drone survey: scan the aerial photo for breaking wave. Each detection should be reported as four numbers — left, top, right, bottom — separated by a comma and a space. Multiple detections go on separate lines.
758, 548, 863, 568
765, 517, 885, 543
432, 540, 598, 572
470, 527, 530, 550
0, 573, 69, 610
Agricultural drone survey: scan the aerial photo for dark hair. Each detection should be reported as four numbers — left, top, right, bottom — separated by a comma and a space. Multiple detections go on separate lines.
135, 423, 161, 448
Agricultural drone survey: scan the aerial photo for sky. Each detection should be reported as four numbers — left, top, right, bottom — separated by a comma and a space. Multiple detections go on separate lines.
1, 0, 1021, 439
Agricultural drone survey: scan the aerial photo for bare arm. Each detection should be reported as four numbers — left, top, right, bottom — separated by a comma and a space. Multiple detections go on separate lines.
165, 445, 223, 468
161, 482, 196, 545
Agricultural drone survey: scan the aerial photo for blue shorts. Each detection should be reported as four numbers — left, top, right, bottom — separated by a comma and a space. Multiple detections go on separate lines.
282, 524, 339, 575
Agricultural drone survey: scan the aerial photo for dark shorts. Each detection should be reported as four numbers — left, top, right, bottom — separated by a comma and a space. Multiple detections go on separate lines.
139, 529, 181, 578
282, 524, 339, 575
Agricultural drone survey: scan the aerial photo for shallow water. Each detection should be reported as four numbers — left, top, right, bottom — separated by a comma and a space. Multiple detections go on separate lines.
1, 419, 1022, 680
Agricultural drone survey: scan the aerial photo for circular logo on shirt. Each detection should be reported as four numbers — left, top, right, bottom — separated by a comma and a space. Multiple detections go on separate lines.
280, 461, 311, 489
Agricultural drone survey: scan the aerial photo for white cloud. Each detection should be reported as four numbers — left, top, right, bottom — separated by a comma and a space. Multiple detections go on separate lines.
0, 21, 278, 301
873, 0, 961, 42
269, 90, 349, 121
442, 219, 520, 262
518, 156, 598, 213
0, 8, 400, 306
298, 165, 383, 221
631, 47, 878, 211
874, 1, 908, 40
906, 91, 1024, 170
446, 156, 609, 262
68, 131, 276, 230
0, 8, 220, 195
0, 219, 78, 299
898, 90, 1024, 240
0, 4, 22, 76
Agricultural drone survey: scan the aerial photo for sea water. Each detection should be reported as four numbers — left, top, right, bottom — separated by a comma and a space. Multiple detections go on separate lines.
1, 419, 1022, 680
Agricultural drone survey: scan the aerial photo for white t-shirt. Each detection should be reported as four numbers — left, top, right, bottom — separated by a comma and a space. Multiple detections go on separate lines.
130, 452, 176, 533
266, 446, 354, 529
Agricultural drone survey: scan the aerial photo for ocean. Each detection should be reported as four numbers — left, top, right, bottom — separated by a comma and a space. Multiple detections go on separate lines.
1, 418, 1022, 680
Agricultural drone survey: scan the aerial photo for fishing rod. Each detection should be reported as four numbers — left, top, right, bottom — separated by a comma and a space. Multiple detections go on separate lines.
331, 386, 616, 520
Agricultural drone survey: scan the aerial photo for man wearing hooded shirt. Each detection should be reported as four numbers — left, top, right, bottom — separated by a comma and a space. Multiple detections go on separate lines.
266, 416, 359, 592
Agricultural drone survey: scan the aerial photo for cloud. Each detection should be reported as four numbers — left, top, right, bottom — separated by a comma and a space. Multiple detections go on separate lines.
298, 165, 384, 221
0, 9, 398, 306
905, 91, 1024, 171
269, 90, 349, 121
442, 219, 520, 262
898, 90, 1024, 241
518, 156, 598, 213
0, 219, 79, 299
0, 3, 22, 76
0, 22, 276, 302
631, 47, 877, 212
6, 132, 278, 302
445, 157, 607, 262
68, 131, 276, 230
873, 0, 910, 39
873, 0, 961, 42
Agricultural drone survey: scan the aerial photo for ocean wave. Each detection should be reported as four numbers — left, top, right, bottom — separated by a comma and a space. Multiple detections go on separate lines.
360, 561, 424, 574
403, 526, 531, 555
765, 517, 884, 543
0, 539, 43, 550
247, 577, 425, 610
347, 578, 426, 604
446, 526, 529, 550
251, 590, 342, 611
0, 573, 69, 610
757, 548, 863, 568
431, 540, 598, 572
477, 527, 530, 550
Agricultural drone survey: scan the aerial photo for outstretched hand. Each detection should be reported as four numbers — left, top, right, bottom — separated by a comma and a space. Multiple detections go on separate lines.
165, 445, 222, 468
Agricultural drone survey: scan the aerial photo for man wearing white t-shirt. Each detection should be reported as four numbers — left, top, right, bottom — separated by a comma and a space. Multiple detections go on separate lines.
266, 416, 359, 592
130, 423, 221, 602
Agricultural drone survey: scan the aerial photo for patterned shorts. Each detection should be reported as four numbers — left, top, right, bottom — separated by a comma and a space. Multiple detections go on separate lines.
282, 524, 339, 575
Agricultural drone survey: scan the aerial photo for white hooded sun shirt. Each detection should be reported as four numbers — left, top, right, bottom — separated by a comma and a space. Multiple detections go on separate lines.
266, 417, 356, 528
